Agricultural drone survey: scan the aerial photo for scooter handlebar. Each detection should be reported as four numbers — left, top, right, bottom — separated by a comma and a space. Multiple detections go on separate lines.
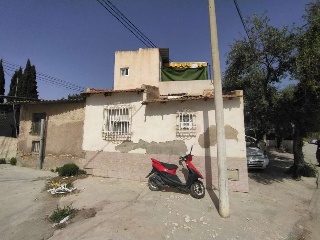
178, 155, 188, 165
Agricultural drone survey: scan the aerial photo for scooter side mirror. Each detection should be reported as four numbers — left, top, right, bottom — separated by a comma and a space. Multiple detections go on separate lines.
189, 146, 193, 155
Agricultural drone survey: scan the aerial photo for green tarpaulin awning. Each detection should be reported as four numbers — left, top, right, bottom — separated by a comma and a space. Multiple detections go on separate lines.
161, 67, 208, 81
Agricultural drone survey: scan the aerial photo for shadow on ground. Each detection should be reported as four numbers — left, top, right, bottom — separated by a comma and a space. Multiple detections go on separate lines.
248, 149, 294, 185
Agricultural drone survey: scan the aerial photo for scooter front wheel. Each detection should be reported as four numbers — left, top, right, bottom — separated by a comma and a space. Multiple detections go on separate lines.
190, 180, 205, 199
148, 174, 160, 191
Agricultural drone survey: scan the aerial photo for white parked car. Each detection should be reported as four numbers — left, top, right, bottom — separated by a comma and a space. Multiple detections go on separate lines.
246, 136, 269, 170
308, 138, 317, 144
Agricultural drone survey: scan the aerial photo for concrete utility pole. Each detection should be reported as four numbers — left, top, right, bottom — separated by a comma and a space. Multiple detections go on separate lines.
208, 0, 230, 218
38, 119, 45, 170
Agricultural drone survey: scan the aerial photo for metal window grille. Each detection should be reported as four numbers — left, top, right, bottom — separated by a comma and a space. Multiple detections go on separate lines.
32, 141, 40, 153
102, 105, 132, 142
176, 110, 196, 139
32, 113, 46, 135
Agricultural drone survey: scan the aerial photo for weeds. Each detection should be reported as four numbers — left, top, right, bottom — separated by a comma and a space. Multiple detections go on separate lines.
300, 163, 318, 178
0, 158, 6, 164
55, 163, 86, 177
49, 205, 77, 223
9, 157, 17, 165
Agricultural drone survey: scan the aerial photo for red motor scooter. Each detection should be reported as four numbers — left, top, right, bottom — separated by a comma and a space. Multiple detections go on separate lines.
146, 147, 205, 199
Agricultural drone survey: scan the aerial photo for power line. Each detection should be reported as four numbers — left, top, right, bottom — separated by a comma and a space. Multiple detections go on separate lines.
96, 0, 157, 48
104, 0, 157, 47
4, 65, 83, 92
3, 63, 79, 91
2, 59, 86, 93
233, 0, 257, 56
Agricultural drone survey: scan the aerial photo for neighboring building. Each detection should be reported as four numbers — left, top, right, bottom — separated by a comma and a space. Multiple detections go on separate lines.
0, 104, 18, 137
82, 48, 248, 192
17, 99, 85, 170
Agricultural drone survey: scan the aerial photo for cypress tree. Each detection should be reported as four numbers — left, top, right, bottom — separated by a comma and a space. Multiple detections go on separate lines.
7, 68, 23, 101
21, 59, 38, 99
29, 65, 38, 99
0, 60, 5, 103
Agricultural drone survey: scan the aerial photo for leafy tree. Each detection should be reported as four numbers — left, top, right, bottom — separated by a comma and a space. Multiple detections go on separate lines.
223, 15, 294, 140
0, 60, 5, 103
273, 85, 295, 147
224, 3, 320, 179
287, 2, 320, 178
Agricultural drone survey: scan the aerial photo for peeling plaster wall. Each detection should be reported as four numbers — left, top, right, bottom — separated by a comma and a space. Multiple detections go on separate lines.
83, 92, 248, 192
115, 139, 187, 155
84, 151, 248, 192
83, 93, 246, 158
198, 125, 239, 148
18, 102, 85, 163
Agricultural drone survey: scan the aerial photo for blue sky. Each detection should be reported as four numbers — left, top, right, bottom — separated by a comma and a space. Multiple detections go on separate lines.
0, 0, 311, 100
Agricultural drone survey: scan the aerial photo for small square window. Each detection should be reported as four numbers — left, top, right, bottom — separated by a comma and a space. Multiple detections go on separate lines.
32, 141, 40, 152
120, 68, 129, 76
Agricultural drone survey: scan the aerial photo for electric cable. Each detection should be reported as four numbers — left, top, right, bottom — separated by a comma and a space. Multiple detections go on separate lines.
4, 65, 82, 92
3, 64, 81, 91
96, 0, 150, 47
2, 59, 86, 93
96, 0, 156, 48
233, 0, 257, 57
103, 0, 156, 47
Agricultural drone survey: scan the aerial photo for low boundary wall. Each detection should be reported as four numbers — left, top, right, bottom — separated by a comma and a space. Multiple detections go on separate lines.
0, 137, 17, 160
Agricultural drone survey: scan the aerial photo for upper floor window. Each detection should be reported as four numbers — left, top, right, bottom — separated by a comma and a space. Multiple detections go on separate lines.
176, 110, 196, 139
102, 104, 132, 142
32, 113, 46, 135
120, 68, 129, 76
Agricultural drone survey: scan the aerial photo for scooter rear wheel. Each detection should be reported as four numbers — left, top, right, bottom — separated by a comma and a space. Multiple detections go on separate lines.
148, 174, 160, 191
190, 180, 205, 199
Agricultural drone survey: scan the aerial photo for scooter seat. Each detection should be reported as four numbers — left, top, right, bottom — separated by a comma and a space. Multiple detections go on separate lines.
160, 162, 178, 170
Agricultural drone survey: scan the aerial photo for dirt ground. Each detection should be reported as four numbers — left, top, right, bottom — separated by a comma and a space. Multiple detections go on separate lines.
0, 144, 319, 240
0, 165, 57, 240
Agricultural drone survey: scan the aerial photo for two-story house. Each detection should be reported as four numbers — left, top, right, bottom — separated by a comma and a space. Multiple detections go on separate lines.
82, 48, 248, 192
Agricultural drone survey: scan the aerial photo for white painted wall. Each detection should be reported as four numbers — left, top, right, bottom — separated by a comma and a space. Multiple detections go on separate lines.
83, 92, 246, 158
159, 80, 213, 96
114, 48, 214, 96
114, 48, 161, 90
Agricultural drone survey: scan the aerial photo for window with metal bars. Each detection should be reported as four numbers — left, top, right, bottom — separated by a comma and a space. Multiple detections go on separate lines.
32, 141, 40, 153
176, 110, 196, 139
102, 105, 132, 141
32, 113, 46, 135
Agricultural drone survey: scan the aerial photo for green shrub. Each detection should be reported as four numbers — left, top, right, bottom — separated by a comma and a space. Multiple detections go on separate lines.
9, 157, 17, 166
49, 205, 77, 223
300, 163, 318, 178
0, 158, 6, 164
55, 163, 86, 177
78, 169, 87, 175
